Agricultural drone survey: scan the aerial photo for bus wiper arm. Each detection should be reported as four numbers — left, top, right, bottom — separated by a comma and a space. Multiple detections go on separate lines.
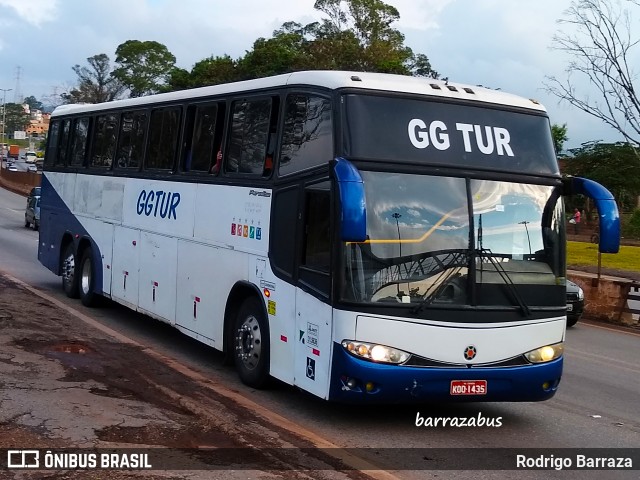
477, 248, 531, 317
411, 267, 463, 314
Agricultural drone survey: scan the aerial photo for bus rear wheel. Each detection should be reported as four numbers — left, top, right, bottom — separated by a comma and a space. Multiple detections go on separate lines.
61, 243, 79, 298
79, 248, 99, 307
233, 297, 270, 388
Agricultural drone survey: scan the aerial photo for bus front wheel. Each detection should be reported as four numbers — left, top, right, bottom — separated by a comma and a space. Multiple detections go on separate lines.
79, 248, 99, 307
61, 243, 79, 299
233, 297, 270, 388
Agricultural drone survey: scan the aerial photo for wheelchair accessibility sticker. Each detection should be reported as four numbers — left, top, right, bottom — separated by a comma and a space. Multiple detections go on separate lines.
306, 357, 316, 380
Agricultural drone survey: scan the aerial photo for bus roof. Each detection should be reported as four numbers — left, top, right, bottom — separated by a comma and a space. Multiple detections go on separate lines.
51, 70, 547, 117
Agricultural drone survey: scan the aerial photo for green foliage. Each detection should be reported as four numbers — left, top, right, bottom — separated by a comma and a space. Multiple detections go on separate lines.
625, 209, 640, 238
165, 0, 439, 89
23, 96, 43, 111
567, 241, 640, 271
551, 123, 568, 155
64, 54, 125, 104
113, 40, 176, 97
3, 103, 30, 133
564, 141, 640, 211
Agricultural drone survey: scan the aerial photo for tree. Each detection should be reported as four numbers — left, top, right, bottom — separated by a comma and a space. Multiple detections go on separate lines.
546, 0, 640, 145
166, 0, 440, 90
564, 141, 640, 210
551, 123, 569, 155
3, 103, 30, 134
113, 40, 176, 97
64, 54, 125, 104
23, 96, 43, 111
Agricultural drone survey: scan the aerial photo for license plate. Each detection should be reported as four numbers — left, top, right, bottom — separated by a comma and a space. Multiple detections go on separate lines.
450, 380, 487, 395
567, 303, 573, 312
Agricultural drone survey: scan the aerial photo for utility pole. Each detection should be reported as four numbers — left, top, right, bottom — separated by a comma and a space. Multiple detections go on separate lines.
1, 87, 12, 171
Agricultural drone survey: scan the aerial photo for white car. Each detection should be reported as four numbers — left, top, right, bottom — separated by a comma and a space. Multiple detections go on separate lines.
7, 165, 18, 172
25, 151, 38, 163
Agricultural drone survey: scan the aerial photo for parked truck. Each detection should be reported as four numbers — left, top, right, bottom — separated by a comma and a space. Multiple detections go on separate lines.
8, 145, 19, 159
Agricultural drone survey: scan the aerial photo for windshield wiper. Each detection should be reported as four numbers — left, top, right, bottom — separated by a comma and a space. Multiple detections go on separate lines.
411, 267, 465, 313
477, 248, 531, 317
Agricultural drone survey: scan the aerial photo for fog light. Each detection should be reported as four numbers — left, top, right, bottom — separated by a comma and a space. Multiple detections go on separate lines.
347, 378, 358, 389
542, 382, 550, 390
365, 382, 375, 392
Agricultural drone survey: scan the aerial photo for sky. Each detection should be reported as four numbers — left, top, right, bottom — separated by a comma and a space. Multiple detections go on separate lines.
0, 0, 629, 149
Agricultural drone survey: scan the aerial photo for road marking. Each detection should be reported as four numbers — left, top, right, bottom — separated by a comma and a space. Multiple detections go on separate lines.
2, 272, 402, 480
580, 320, 640, 338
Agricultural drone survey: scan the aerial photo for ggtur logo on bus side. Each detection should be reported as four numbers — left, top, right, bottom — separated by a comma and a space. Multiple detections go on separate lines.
408, 119, 514, 156
136, 190, 181, 219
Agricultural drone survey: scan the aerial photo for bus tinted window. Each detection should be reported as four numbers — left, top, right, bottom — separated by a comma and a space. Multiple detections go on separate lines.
147, 107, 180, 170
57, 119, 71, 166
70, 117, 90, 167
45, 121, 60, 167
116, 111, 147, 169
184, 104, 218, 173
280, 95, 333, 176
227, 99, 271, 175
91, 114, 118, 168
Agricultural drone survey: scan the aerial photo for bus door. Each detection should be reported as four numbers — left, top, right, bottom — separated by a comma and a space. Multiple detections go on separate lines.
293, 181, 333, 398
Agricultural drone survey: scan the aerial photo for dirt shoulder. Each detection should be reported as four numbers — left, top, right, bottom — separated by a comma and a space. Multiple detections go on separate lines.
0, 274, 372, 480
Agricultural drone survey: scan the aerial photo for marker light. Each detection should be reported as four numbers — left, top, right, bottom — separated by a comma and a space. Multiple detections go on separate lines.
341, 340, 410, 364
524, 342, 564, 363
263, 288, 271, 298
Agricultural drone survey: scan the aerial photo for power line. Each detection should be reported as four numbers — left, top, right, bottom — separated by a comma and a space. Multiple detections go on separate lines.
14, 66, 22, 104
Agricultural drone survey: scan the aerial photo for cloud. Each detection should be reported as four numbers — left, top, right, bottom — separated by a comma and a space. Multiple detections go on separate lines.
0, 0, 58, 27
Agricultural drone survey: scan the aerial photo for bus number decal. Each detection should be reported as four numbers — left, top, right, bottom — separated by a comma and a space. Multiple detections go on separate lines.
136, 190, 181, 219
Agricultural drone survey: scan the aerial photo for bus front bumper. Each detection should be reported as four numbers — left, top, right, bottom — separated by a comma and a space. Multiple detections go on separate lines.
328, 343, 562, 403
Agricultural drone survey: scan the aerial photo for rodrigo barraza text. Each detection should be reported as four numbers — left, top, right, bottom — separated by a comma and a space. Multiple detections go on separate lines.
516, 454, 632, 470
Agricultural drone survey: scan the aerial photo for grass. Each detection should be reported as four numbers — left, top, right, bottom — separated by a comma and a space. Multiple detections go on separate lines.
567, 241, 640, 271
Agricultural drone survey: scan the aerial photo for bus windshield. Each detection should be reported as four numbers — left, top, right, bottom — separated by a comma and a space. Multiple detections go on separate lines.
341, 171, 566, 308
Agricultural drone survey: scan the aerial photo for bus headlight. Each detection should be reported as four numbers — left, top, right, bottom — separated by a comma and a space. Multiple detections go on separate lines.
524, 342, 564, 363
341, 340, 410, 364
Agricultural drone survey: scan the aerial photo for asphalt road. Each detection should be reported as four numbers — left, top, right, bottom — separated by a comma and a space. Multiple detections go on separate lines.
0, 185, 638, 479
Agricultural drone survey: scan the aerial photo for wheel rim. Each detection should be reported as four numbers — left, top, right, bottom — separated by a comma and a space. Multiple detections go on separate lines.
81, 257, 92, 295
62, 250, 75, 288
235, 315, 262, 370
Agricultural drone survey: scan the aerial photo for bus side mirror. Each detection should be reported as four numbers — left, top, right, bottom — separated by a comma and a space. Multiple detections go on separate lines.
568, 177, 620, 253
333, 158, 367, 242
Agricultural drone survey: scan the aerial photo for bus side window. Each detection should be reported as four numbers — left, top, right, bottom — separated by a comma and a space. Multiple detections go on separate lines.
299, 182, 332, 296
45, 121, 60, 168
116, 110, 147, 170
56, 119, 71, 166
226, 98, 272, 175
91, 114, 119, 169
69, 117, 91, 167
146, 107, 181, 171
279, 95, 332, 176
183, 103, 220, 174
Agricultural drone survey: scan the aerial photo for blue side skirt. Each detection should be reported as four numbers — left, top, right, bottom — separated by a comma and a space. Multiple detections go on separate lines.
328, 343, 562, 403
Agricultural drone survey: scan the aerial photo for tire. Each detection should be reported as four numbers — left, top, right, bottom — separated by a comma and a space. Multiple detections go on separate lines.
61, 243, 79, 298
233, 297, 270, 388
25, 217, 30, 228
79, 248, 99, 307
33, 221, 39, 231
566, 316, 579, 328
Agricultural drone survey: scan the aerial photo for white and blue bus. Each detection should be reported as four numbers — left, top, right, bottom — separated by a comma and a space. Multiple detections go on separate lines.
39, 71, 619, 403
